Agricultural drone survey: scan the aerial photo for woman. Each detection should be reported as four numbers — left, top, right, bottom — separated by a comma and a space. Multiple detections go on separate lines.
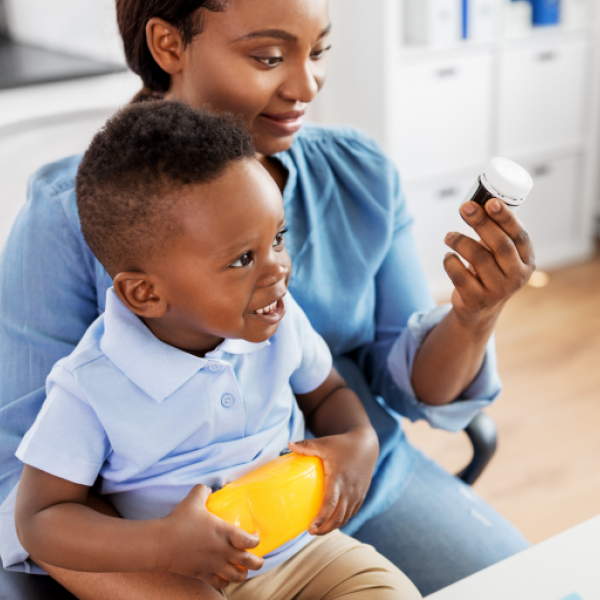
0, 0, 533, 597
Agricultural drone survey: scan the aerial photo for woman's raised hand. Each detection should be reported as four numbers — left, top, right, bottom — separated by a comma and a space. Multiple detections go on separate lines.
443, 198, 536, 325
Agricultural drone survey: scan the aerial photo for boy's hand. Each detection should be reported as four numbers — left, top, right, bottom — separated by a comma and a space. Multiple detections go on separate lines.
289, 426, 378, 536
157, 484, 264, 589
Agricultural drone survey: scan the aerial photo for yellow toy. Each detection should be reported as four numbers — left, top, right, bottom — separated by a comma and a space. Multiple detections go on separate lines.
206, 452, 324, 557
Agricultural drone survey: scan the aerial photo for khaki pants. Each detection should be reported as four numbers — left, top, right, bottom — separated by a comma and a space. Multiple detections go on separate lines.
222, 531, 422, 600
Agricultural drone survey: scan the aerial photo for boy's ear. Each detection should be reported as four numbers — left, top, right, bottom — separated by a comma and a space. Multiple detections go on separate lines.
113, 272, 168, 319
145, 17, 186, 78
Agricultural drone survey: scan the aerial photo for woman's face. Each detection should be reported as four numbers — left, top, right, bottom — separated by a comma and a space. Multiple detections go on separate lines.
169, 0, 331, 157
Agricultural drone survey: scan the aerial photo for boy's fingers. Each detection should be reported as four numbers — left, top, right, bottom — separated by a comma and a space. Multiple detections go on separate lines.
186, 483, 212, 507
314, 498, 348, 535
227, 525, 260, 550
288, 439, 320, 457
310, 481, 340, 533
215, 563, 248, 585
230, 549, 264, 572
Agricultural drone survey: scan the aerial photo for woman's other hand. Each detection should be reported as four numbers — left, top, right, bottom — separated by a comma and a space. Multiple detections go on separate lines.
444, 199, 536, 326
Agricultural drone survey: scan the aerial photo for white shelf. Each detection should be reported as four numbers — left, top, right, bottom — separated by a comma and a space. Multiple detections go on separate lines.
317, 0, 600, 296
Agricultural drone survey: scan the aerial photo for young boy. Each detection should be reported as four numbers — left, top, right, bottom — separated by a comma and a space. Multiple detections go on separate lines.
14, 101, 421, 600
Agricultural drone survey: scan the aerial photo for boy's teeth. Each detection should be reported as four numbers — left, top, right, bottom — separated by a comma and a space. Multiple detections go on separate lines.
255, 301, 278, 315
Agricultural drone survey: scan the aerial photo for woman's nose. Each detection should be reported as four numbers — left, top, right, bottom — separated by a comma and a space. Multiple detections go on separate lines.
279, 60, 321, 104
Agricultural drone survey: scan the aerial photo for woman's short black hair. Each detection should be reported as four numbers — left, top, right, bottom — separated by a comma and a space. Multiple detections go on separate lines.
76, 100, 255, 273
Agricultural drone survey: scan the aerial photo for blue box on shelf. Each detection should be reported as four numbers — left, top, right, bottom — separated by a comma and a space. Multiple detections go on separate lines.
530, 0, 561, 26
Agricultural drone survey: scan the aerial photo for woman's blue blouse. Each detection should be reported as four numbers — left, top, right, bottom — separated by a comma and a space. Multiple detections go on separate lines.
0, 123, 501, 572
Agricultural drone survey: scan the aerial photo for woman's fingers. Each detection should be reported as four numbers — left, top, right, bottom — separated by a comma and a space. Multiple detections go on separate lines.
461, 200, 535, 270
443, 252, 485, 303
444, 232, 504, 290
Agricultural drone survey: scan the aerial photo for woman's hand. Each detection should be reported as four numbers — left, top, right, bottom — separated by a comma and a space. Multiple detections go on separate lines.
289, 427, 379, 536
157, 484, 264, 589
444, 198, 536, 326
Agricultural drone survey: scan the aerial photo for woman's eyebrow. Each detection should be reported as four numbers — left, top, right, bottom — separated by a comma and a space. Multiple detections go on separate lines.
233, 23, 332, 44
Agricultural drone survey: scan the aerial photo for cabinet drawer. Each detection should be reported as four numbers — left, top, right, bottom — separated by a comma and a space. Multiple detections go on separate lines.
405, 175, 480, 291
393, 53, 494, 181
517, 155, 583, 266
497, 38, 590, 156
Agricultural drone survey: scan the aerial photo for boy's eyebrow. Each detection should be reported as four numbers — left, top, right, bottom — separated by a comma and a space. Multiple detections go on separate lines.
233, 23, 332, 44
215, 218, 287, 261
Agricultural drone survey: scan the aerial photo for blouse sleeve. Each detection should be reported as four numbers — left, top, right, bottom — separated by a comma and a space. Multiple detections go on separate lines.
354, 145, 502, 433
0, 156, 100, 571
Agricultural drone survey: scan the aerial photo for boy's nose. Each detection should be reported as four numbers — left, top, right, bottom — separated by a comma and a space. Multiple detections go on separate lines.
259, 254, 291, 288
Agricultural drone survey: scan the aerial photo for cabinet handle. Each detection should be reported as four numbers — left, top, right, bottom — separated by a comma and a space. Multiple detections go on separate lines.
537, 51, 557, 62
436, 67, 458, 78
438, 187, 458, 199
533, 164, 551, 177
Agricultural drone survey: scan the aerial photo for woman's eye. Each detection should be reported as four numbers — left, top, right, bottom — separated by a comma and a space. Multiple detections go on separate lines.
256, 56, 284, 67
311, 45, 332, 60
231, 252, 253, 268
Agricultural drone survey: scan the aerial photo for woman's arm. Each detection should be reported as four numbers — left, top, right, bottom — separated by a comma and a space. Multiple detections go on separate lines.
0, 159, 103, 570
411, 199, 535, 405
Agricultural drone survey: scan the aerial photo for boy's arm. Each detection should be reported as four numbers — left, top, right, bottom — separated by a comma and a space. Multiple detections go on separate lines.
16, 465, 163, 573
16, 465, 263, 585
292, 367, 379, 536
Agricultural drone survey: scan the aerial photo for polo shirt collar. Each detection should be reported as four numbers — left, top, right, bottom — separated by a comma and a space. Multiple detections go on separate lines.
100, 288, 269, 403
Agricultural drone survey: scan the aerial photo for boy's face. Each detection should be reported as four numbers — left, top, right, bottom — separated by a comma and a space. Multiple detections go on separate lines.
138, 159, 291, 356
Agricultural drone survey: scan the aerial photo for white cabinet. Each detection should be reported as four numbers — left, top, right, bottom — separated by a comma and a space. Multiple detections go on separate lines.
498, 37, 590, 157
394, 53, 494, 181
517, 155, 585, 266
318, 0, 600, 296
405, 175, 479, 295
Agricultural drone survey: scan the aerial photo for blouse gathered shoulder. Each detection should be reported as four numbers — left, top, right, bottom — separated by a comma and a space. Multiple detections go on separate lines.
0, 122, 501, 573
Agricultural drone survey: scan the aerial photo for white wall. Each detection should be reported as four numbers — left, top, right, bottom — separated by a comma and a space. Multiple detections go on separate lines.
4, 0, 125, 65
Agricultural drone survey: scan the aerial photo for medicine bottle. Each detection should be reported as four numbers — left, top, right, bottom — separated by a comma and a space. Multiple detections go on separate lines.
464, 157, 533, 212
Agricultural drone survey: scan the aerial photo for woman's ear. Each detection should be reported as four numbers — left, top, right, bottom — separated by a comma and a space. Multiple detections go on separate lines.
113, 272, 168, 319
146, 17, 185, 77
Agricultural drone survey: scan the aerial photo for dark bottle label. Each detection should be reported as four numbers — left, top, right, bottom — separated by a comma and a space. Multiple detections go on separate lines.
469, 178, 495, 207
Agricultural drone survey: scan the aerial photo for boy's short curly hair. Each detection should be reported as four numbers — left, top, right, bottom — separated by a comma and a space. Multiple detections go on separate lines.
76, 100, 255, 273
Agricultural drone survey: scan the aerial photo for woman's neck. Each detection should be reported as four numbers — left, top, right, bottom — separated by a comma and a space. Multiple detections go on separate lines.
256, 153, 288, 193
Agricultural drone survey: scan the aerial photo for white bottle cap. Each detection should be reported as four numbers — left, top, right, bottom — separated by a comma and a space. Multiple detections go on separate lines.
481, 157, 533, 206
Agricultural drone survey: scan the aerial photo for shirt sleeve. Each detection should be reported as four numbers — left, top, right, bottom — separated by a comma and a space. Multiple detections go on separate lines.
287, 294, 333, 395
16, 367, 110, 486
355, 160, 502, 433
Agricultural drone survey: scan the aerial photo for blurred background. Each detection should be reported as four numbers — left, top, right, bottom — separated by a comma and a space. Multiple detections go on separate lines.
0, 0, 599, 545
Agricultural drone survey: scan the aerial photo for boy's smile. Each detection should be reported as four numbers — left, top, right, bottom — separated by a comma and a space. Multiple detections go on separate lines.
113, 158, 291, 358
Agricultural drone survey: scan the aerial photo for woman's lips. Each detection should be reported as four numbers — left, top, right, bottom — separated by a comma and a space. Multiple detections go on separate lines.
258, 111, 305, 136
249, 297, 286, 325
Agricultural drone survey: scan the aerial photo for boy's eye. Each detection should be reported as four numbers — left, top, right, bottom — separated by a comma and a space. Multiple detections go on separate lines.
273, 228, 288, 247
231, 252, 253, 268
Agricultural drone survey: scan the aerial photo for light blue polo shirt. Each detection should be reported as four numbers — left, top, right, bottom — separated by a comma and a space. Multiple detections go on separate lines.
16, 288, 333, 576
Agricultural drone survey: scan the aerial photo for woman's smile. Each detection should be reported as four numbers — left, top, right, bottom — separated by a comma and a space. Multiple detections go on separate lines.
258, 109, 306, 136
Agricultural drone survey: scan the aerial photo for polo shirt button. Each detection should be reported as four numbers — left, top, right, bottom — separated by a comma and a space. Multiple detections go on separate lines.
221, 394, 235, 408
208, 362, 222, 372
